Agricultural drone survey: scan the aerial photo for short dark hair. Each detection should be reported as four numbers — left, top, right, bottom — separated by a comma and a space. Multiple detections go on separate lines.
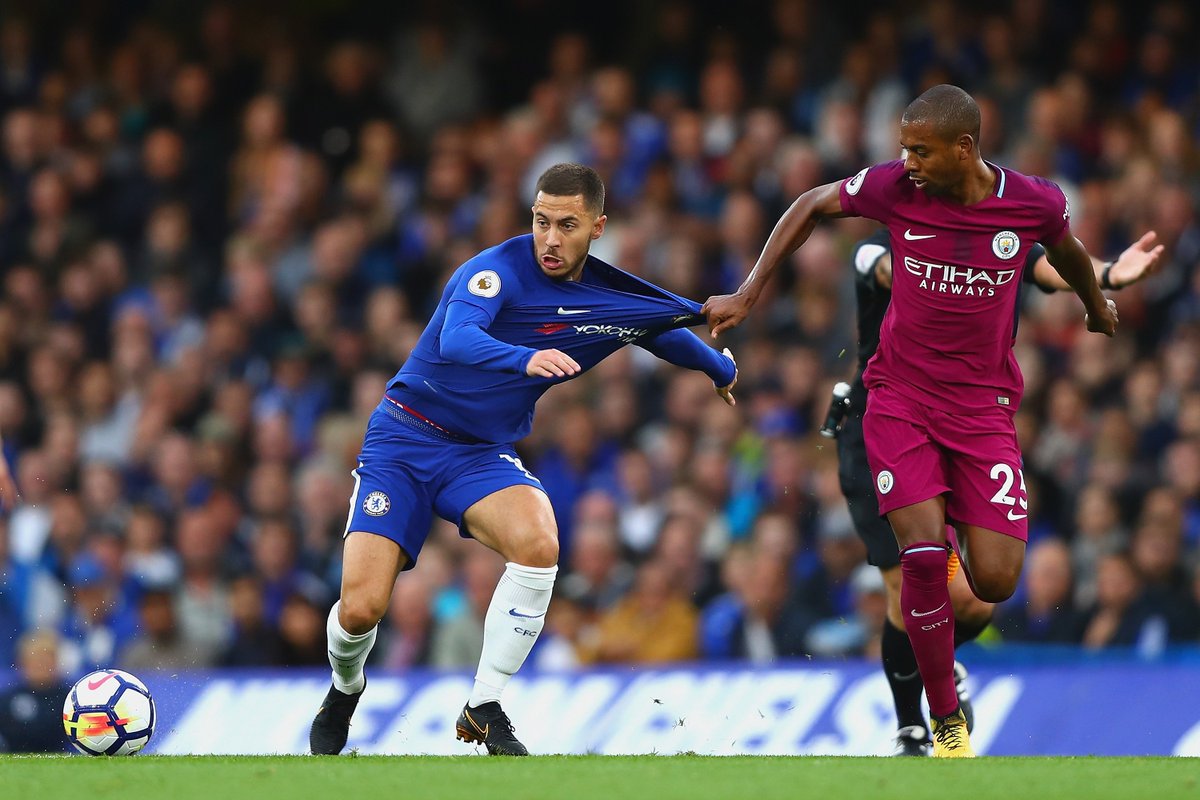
535, 163, 605, 215
902, 84, 981, 144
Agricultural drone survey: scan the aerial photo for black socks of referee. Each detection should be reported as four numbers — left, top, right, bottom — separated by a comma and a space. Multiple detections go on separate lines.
954, 613, 991, 648
883, 612, 994, 732
882, 620, 926, 731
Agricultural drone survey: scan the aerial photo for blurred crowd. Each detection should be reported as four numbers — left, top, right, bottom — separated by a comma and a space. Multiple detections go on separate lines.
1, 0, 1200, 691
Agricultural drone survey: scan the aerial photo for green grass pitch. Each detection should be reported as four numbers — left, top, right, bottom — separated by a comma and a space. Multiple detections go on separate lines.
4, 754, 1196, 800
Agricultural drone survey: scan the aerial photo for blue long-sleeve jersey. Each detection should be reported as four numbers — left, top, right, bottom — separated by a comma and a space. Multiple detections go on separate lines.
389, 234, 735, 443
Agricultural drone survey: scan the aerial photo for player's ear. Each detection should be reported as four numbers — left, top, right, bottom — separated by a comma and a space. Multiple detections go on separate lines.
592, 214, 607, 240
958, 133, 974, 160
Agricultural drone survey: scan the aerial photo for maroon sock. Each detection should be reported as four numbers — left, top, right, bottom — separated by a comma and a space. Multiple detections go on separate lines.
899, 542, 958, 718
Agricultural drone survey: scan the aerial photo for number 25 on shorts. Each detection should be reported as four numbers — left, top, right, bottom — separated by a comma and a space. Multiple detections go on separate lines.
989, 463, 1028, 521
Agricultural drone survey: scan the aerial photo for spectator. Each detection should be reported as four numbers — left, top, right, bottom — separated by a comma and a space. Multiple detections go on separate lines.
384, 20, 482, 145
431, 548, 504, 669
613, 448, 664, 554
110, 128, 187, 254
218, 574, 284, 667
378, 571, 435, 670
702, 547, 814, 662
534, 402, 619, 561
173, 508, 232, 657
0, 629, 71, 753
560, 519, 634, 612
531, 581, 594, 671
302, 41, 389, 177
293, 459, 350, 578
143, 432, 211, 516
654, 508, 722, 607
276, 580, 330, 666
795, 510, 868, 626
123, 504, 179, 589
120, 585, 216, 671
1129, 522, 1200, 641
0, 518, 39, 668
1082, 553, 1154, 651
79, 460, 129, 532
807, 561, 890, 659
592, 559, 698, 664
998, 538, 1087, 644
59, 552, 137, 673
1070, 484, 1127, 608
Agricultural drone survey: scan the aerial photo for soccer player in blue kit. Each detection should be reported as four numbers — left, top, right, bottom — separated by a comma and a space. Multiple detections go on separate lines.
309, 164, 737, 756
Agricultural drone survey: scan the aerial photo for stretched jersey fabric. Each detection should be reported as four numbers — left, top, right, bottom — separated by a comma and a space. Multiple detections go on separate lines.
847, 230, 1047, 414
840, 159, 1069, 413
389, 234, 734, 443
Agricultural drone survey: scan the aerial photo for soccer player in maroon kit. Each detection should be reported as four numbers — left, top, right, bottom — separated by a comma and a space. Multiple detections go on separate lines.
704, 85, 1119, 757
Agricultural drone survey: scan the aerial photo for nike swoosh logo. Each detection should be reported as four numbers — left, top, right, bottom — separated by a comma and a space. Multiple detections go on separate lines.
904, 229, 936, 240
910, 602, 948, 618
86, 673, 116, 691
327, 650, 358, 665
556, 307, 590, 316
1007, 510, 1028, 521
465, 709, 489, 738
508, 608, 547, 619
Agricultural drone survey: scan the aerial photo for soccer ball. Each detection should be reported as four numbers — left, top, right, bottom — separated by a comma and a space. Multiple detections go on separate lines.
62, 669, 156, 755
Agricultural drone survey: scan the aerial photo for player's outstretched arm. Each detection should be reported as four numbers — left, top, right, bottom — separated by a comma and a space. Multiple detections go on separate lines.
639, 329, 737, 405
1043, 234, 1117, 336
702, 181, 847, 338
1032, 231, 1163, 292
715, 348, 737, 407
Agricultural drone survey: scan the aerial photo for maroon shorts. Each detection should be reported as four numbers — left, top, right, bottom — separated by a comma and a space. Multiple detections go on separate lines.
861, 383, 1029, 542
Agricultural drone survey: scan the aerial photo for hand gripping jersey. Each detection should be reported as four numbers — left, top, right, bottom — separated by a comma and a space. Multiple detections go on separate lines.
389, 234, 734, 443
840, 160, 1070, 413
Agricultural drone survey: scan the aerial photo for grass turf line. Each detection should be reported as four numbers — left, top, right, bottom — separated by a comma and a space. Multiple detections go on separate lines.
3, 755, 1195, 800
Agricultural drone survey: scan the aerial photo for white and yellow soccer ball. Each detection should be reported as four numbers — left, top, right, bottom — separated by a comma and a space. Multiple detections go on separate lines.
62, 669, 156, 755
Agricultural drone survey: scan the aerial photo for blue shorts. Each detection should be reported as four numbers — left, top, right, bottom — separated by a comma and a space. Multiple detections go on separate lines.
343, 398, 545, 569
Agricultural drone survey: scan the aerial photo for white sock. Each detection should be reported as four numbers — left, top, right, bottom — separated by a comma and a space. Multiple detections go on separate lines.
469, 562, 557, 707
326, 601, 377, 694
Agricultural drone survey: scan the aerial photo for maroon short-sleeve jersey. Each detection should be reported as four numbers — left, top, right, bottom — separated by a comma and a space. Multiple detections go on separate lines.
839, 159, 1070, 413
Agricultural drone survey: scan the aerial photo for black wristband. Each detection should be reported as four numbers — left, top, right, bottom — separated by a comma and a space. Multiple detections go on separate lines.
1100, 261, 1115, 290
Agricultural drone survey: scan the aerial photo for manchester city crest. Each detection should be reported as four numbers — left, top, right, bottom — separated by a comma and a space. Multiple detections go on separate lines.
992, 230, 1020, 260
